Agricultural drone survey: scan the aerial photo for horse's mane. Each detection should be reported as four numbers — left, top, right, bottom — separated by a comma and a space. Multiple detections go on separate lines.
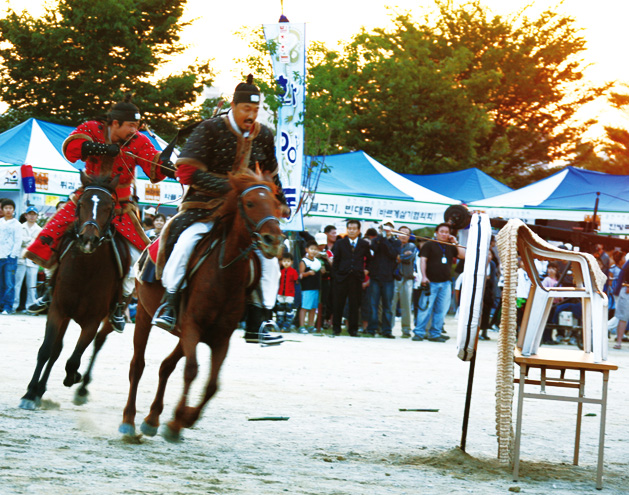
216, 170, 278, 219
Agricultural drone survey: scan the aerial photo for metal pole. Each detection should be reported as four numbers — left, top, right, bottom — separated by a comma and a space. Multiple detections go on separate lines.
460, 348, 477, 452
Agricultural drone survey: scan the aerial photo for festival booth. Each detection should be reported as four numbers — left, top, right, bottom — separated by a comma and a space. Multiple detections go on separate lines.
0, 118, 181, 216
302, 151, 460, 231
469, 166, 629, 235
402, 167, 513, 203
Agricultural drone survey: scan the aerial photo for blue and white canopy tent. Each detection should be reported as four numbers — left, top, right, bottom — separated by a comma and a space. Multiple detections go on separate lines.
469, 166, 629, 235
302, 151, 460, 229
0, 118, 181, 216
402, 167, 513, 204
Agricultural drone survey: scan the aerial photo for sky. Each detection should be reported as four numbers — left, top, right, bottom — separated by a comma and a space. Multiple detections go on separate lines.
4, 0, 629, 131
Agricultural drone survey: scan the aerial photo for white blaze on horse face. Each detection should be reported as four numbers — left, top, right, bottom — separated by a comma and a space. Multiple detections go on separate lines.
91, 195, 100, 219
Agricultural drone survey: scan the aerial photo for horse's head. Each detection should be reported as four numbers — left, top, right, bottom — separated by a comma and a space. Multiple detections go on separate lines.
75, 171, 119, 254
225, 169, 285, 259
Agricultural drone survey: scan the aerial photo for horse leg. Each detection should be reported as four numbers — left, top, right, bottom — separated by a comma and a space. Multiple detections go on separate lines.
140, 342, 184, 437
64, 321, 100, 388
181, 338, 230, 429
120, 302, 152, 437
162, 330, 202, 443
19, 314, 69, 410
74, 319, 114, 405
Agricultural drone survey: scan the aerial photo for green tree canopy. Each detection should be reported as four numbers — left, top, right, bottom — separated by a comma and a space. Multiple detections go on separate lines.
245, 1, 608, 188
0, 0, 213, 136
315, 2, 609, 186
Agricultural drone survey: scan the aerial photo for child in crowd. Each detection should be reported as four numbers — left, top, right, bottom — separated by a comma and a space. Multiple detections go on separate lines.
276, 252, 299, 332
298, 239, 325, 333
0, 199, 23, 314
516, 257, 531, 327
542, 261, 559, 288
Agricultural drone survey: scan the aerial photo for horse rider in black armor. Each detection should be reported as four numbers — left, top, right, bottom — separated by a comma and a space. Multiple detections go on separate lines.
152, 75, 289, 345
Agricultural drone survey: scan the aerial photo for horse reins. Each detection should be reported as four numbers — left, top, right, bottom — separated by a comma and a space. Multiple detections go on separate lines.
218, 185, 280, 269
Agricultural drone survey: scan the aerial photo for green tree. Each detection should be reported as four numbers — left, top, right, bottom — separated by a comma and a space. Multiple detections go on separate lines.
291, 1, 607, 186
0, 0, 213, 136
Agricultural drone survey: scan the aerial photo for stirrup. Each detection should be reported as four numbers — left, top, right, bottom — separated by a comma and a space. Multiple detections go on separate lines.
27, 288, 52, 314
152, 293, 179, 334
245, 320, 284, 346
152, 309, 177, 333
110, 303, 126, 333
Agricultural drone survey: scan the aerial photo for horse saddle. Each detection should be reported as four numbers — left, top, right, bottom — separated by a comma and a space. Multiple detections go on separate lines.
137, 228, 261, 291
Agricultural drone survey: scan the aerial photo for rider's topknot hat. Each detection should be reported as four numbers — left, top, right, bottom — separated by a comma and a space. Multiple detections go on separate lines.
108, 94, 141, 123
233, 74, 261, 105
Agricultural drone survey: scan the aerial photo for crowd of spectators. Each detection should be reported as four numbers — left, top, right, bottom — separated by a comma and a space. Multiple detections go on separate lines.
275, 219, 466, 340
4, 197, 629, 352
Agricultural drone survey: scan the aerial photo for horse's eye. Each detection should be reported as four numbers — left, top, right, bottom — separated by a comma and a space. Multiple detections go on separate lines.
246, 201, 254, 208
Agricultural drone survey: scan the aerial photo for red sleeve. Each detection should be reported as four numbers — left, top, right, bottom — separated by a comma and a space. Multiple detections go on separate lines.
134, 134, 165, 183
63, 121, 101, 163
65, 139, 84, 163
175, 162, 198, 185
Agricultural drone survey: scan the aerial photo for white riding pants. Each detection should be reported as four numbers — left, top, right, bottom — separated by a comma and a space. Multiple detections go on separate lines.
160, 222, 280, 309
255, 249, 281, 310
161, 222, 214, 292
123, 244, 142, 297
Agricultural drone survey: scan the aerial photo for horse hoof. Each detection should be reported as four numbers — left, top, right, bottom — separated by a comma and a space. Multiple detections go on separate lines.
160, 424, 182, 443
73, 389, 89, 406
119, 423, 136, 437
63, 372, 82, 387
18, 398, 38, 410
140, 421, 159, 437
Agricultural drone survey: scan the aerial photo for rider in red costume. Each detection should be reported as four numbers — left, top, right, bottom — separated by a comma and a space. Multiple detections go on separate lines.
26, 96, 175, 332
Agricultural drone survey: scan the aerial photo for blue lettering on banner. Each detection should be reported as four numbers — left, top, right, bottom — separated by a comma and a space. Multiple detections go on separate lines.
60, 181, 77, 190
608, 224, 629, 232
283, 188, 297, 209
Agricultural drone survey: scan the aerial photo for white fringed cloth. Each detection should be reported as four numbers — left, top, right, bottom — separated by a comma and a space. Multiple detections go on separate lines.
495, 220, 519, 464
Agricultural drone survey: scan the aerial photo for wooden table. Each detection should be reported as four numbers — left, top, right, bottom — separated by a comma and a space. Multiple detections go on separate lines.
513, 347, 618, 490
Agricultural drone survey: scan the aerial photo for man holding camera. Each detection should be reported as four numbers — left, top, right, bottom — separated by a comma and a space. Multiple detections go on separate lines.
366, 222, 401, 338
412, 223, 465, 342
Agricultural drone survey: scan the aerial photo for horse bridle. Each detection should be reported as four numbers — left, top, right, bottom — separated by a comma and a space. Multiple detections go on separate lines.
74, 185, 118, 246
218, 185, 281, 269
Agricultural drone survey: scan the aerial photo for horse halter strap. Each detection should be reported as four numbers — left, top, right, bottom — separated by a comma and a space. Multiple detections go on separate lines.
76, 185, 117, 243
238, 185, 279, 237
218, 184, 280, 269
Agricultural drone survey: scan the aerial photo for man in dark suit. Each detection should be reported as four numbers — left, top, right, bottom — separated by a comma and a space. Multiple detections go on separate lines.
366, 222, 402, 338
332, 219, 371, 336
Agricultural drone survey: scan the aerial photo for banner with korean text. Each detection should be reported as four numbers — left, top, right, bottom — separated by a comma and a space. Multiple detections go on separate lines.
263, 22, 306, 231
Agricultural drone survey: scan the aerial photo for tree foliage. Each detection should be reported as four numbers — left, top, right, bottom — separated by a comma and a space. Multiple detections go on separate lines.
243, 1, 609, 188
0, 0, 214, 136
311, 1, 609, 186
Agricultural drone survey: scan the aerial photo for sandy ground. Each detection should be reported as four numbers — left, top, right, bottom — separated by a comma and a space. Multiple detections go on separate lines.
0, 312, 627, 495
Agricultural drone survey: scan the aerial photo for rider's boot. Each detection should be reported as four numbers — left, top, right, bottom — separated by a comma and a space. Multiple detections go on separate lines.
152, 290, 180, 334
27, 282, 53, 314
110, 295, 132, 334
244, 305, 283, 345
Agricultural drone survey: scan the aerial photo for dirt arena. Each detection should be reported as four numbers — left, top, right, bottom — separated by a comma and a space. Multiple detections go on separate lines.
1, 312, 627, 494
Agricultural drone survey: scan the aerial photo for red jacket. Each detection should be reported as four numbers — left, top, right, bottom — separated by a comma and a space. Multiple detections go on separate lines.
63, 120, 166, 201
278, 266, 299, 297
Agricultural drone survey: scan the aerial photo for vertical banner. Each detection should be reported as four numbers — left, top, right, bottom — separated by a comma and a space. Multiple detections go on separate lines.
263, 22, 306, 231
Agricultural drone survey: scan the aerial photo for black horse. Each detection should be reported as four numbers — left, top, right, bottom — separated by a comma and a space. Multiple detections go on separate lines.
19, 172, 130, 410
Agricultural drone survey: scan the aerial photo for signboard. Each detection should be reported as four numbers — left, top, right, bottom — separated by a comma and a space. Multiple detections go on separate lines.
263, 22, 306, 231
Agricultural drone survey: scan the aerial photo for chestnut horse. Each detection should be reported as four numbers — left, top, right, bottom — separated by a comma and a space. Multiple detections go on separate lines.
19, 173, 130, 410
119, 170, 284, 441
